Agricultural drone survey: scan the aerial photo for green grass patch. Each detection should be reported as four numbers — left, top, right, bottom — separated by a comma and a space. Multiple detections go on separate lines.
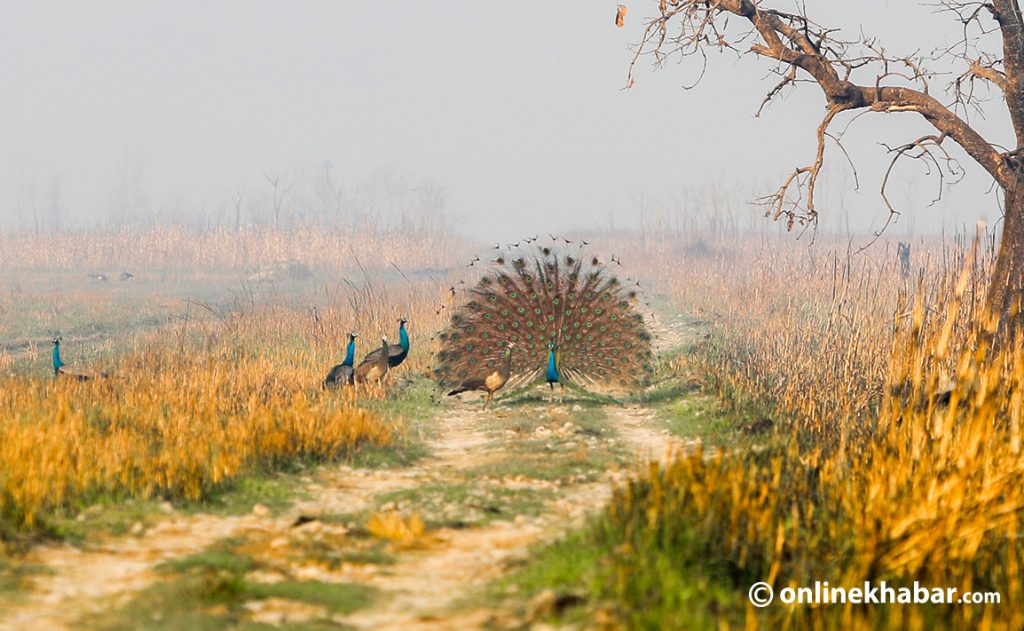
181, 472, 307, 517
373, 483, 554, 529
625, 329, 764, 444
495, 528, 601, 595
465, 448, 616, 484
288, 533, 396, 568
0, 557, 52, 603
481, 455, 769, 630
39, 497, 168, 545
653, 393, 743, 443
38, 472, 306, 548
349, 376, 438, 469
87, 538, 376, 630
478, 528, 606, 625
247, 580, 372, 614
159, 539, 256, 575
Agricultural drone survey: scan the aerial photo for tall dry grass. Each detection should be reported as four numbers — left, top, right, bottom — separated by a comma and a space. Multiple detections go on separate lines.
581, 229, 1024, 629
0, 267, 453, 537
0, 226, 471, 272
622, 230, 993, 431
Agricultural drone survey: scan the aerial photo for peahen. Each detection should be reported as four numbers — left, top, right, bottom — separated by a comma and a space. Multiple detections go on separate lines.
323, 332, 357, 388
361, 318, 410, 368
447, 342, 515, 408
52, 336, 103, 381
435, 246, 653, 397
354, 336, 391, 384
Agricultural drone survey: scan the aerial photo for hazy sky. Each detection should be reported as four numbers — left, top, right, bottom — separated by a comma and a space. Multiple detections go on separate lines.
0, 1, 1014, 239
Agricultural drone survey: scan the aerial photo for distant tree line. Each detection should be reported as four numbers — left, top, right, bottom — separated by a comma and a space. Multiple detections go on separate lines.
1, 163, 452, 238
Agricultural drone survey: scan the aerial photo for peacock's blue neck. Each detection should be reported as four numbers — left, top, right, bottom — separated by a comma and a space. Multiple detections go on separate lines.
343, 338, 356, 367
399, 322, 410, 351
546, 349, 559, 382
53, 344, 64, 370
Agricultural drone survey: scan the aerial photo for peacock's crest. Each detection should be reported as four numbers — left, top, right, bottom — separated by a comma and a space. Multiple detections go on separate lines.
435, 245, 653, 389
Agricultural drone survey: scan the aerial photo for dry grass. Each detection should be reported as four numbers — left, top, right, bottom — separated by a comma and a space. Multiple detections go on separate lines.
0, 323, 389, 533
615, 230, 990, 431
538, 230, 1024, 629
0, 226, 470, 271
9, 220, 1022, 628
366, 512, 427, 548
0, 250, 455, 538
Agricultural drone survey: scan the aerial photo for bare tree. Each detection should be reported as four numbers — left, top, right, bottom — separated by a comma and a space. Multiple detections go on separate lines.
629, 0, 1024, 338
230, 183, 246, 232
261, 167, 293, 230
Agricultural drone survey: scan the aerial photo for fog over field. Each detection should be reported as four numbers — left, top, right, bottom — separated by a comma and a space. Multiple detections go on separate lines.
5, 4, 1024, 630
0, 1, 1005, 239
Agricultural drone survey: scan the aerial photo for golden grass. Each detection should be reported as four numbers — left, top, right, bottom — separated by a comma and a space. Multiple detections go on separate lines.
0, 268, 456, 535
0, 218, 467, 537
592, 232, 1024, 629
0, 335, 389, 530
626, 232, 988, 431
366, 512, 427, 548
10, 220, 1020, 627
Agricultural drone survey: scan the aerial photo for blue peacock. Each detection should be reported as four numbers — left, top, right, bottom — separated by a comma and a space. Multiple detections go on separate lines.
545, 341, 563, 402
52, 336, 105, 381
323, 332, 357, 387
435, 246, 653, 402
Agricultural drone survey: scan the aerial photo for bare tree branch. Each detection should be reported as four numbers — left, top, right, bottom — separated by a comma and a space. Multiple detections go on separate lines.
628, 0, 1020, 232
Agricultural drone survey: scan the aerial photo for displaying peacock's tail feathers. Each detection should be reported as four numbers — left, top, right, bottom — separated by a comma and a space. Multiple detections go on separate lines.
435, 245, 653, 390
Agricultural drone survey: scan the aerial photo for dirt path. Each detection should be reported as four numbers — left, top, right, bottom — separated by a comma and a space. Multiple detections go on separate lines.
0, 467, 422, 630
342, 403, 671, 631
338, 314, 690, 629
610, 405, 674, 461
0, 401, 671, 631
0, 317, 692, 631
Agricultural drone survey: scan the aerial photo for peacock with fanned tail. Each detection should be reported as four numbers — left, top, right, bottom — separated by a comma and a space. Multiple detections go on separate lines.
435, 247, 653, 398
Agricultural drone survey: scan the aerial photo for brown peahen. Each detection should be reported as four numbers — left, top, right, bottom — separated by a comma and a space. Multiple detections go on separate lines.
446, 341, 515, 408
355, 336, 391, 384
360, 318, 410, 368
435, 246, 653, 396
